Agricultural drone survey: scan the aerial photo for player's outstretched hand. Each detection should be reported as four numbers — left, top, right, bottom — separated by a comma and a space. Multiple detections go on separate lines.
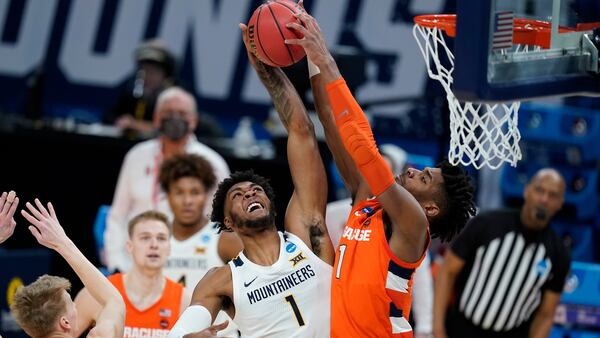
21, 199, 70, 251
284, 8, 331, 68
182, 321, 229, 338
0, 191, 19, 244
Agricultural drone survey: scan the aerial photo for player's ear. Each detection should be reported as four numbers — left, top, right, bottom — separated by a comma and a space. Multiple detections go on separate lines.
59, 316, 72, 330
224, 216, 233, 230
423, 202, 439, 218
126, 239, 134, 254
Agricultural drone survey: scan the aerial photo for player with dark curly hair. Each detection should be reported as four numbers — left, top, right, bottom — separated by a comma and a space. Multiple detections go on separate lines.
210, 170, 276, 234
167, 22, 334, 338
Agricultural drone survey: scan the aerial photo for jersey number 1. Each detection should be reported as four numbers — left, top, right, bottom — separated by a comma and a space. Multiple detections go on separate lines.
285, 295, 305, 326
335, 244, 347, 279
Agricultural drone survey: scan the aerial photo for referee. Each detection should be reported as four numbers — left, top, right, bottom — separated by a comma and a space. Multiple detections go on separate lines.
434, 168, 570, 338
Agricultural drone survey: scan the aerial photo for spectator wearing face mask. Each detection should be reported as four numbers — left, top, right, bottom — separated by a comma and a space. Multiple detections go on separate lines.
104, 87, 230, 273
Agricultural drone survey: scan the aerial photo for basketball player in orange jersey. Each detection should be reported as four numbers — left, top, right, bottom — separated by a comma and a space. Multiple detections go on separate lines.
166, 22, 334, 338
74, 211, 193, 338
286, 10, 477, 337
11, 197, 125, 338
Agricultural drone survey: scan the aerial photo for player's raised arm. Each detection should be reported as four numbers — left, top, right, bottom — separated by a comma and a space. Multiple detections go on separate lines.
239, 23, 333, 264
287, 12, 428, 262
21, 199, 125, 338
309, 53, 370, 204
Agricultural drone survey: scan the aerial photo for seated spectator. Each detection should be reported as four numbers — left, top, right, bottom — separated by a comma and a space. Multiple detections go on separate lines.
75, 211, 191, 337
105, 39, 176, 138
105, 86, 230, 272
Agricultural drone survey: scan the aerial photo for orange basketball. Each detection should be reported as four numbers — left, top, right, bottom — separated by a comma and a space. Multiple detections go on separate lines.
247, 1, 306, 67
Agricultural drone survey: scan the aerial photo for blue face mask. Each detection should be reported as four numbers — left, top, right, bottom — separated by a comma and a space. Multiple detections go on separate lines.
159, 116, 189, 141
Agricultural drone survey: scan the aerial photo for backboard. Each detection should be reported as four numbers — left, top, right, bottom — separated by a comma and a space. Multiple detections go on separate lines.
453, 0, 600, 102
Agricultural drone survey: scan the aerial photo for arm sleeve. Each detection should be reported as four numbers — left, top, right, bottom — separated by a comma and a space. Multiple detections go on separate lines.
411, 252, 433, 334
450, 213, 485, 261
104, 153, 133, 272
326, 78, 395, 196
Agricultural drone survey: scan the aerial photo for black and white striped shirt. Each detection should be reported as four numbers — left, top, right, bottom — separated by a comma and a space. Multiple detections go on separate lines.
450, 209, 570, 332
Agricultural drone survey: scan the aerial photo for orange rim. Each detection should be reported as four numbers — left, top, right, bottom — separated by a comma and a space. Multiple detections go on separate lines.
414, 14, 457, 37
414, 14, 600, 48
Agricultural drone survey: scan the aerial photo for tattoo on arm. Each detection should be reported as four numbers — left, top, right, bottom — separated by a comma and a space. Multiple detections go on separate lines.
254, 63, 299, 129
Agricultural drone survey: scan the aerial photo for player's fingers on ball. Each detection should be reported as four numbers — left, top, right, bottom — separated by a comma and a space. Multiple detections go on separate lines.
286, 22, 308, 35
296, 10, 313, 24
292, 12, 309, 26
239, 23, 248, 37
284, 38, 304, 46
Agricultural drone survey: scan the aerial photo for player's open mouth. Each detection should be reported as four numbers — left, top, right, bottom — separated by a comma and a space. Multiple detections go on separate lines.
147, 254, 160, 259
398, 173, 405, 186
246, 202, 264, 213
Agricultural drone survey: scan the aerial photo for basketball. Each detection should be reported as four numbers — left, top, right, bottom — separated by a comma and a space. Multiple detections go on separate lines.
247, 0, 305, 67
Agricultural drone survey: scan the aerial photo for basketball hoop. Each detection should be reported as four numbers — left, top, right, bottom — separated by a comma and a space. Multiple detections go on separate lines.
413, 14, 555, 169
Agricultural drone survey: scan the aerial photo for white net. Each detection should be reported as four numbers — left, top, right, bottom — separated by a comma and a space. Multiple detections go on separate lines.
413, 23, 522, 170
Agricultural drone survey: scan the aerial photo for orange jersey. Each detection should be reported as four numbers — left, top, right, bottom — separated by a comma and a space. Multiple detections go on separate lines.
108, 273, 183, 338
331, 199, 430, 338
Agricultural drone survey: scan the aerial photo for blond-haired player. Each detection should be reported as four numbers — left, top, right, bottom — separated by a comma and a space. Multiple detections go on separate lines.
10, 195, 125, 337
74, 211, 193, 338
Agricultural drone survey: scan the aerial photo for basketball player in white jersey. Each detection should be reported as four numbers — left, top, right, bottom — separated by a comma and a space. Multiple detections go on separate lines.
159, 153, 243, 337
159, 153, 243, 288
167, 24, 334, 338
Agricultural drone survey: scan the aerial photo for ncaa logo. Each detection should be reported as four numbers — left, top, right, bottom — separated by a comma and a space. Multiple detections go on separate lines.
354, 207, 374, 217
535, 259, 549, 276
286, 242, 297, 253
563, 273, 579, 294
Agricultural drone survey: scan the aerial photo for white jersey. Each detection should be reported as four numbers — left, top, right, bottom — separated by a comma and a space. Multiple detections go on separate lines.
164, 222, 224, 288
164, 223, 239, 337
230, 232, 331, 338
